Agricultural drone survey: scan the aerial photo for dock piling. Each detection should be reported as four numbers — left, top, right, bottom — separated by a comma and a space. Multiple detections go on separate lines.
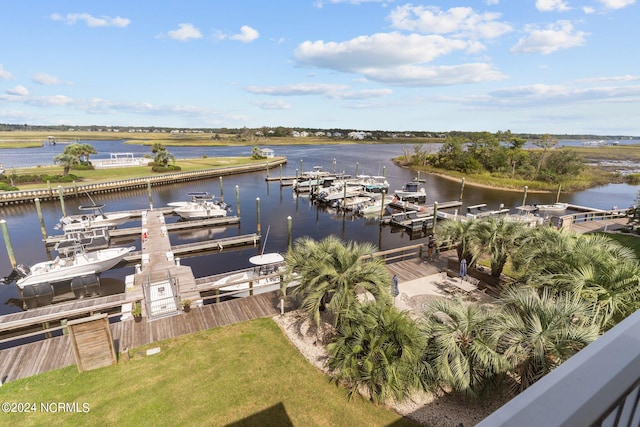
522, 185, 529, 207
34, 198, 47, 241
57, 186, 66, 217
147, 180, 153, 210
287, 216, 292, 251
256, 197, 261, 235
0, 219, 17, 268
459, 177, 465, 201
235, 185, 240, 217
219, 177, 224, 202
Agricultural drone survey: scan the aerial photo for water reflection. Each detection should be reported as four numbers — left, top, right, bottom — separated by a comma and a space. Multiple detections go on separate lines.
0, 143, 638, 314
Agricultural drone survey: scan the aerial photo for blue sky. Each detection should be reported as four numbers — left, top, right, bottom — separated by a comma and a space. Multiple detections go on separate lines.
0, 0, 638, 135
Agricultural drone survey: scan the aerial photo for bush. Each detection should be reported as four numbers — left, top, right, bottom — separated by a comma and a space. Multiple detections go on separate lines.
0, 182, 18, 191
151, 165, 182, 173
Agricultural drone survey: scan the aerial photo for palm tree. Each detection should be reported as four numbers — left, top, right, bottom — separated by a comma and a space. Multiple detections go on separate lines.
327, 303, 429, 403
514, 230, 640, 331
471, 217, 527, 278
154, 149, 176, 168
78, 143, 97, 163
422, 298, 508, 400
53, 153, 80, 175
284, 236, 392, 330
491, 287, 599, 392
436, 217, 479, 266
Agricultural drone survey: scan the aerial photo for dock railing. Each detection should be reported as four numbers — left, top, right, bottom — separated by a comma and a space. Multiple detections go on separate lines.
559, 208, 630, 229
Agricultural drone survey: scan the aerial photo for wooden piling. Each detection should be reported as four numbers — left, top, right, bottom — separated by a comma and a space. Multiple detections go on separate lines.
219, 177, 224, 202
0, 219, 16, 268
57, 186, 66, 217
256, 197, 261, 235
235, 185, 240, 217
522, 185, 528, 207
287, 216, 292, 251
34, 198, 47, 241
459, 177, 465, 201
147, 180, 153, 209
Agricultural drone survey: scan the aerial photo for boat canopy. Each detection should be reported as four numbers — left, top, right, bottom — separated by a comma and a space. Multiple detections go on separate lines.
249, 253, 285, 266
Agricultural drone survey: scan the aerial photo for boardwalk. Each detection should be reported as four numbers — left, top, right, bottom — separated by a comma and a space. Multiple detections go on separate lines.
0, 292, 281, 383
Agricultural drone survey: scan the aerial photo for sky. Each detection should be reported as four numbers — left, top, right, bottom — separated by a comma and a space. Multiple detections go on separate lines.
0, 0, 638, 135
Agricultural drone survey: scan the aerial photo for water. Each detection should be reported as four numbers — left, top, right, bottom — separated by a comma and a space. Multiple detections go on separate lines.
0, 142, 637, 315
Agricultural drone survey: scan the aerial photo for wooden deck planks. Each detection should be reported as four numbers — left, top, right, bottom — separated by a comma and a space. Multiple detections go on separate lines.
0, 258, 441, 383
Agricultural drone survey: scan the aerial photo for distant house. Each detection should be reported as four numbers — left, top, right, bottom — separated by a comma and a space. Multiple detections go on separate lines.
260, 148, 275, 158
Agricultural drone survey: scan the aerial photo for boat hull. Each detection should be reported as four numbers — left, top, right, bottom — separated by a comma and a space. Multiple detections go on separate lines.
16, 246, 135, 289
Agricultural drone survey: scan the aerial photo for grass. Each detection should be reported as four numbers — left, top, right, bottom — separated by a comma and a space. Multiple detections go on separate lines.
4, 157, 269, 190
595, 231, 640, 259
0, 318, 417, 427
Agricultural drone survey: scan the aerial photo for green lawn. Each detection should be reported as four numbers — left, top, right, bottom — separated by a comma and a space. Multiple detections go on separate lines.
5, 157, 270, 190
0, 318, 417, 427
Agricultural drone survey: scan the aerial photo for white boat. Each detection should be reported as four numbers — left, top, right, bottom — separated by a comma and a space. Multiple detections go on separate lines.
394, 182, 427, 201
172, 192, 228, 220
14, 244, 135, 289
356, 195, 394, 216
215, 253, 285, 297
57, 203, 132, 232
535, 202, 569, 212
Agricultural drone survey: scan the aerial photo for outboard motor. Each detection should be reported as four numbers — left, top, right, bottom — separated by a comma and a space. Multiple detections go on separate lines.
21, 282, 54, 309
71, 274, 100, 299
1, 264, 30, 285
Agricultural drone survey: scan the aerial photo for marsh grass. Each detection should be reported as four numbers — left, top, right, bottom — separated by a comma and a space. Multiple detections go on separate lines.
0, 318, 417, 427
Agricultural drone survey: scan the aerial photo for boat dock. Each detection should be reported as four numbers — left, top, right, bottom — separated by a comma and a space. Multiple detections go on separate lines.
44, 215, 241, 246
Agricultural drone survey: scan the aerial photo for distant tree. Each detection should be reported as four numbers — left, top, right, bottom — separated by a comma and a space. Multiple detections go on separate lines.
532, 134, 558, 175
154, 149, 175, 167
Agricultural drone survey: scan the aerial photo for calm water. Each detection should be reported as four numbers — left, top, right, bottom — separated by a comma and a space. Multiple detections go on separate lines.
0, 142, 637, 315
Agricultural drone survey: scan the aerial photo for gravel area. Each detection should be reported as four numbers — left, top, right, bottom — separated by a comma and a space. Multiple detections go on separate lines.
273, 310, 509, 427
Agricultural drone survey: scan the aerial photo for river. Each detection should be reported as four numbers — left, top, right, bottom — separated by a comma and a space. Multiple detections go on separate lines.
0, 141, 637, 315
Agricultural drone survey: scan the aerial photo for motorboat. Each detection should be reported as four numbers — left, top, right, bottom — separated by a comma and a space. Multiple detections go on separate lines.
394, 182, 426, 202
360, 175, 389, 193
356, 195, 394, 216
535, 202, 569, 212
13, 244, 135, 289
56, 203, 132, 232
215, 253, 286, 298
172, 192, 229, 220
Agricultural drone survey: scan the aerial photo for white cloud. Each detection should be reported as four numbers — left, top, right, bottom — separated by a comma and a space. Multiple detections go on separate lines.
50, 13, 130, 27
329, 88, 393, 99
486, 0, 500, 4
364, 63, 506, 86
536, 0, 571, 12
314, 0, 390, 8
388, 5, 513, 39
479, 83, 640, 107
167, 23, 202, 41
295, 32, 470, 72
32, 73, 63, 85
246, 83, 393, 100
253, 99, 291, 110
6, 85, 29, 96
577, 74, 640, 83
583, 6, 596, 13
0, 64, 12, 80
246, 82, 349, 96
598, 0, 636, 9
229, 26, 260, 43
511, 20, 588, 54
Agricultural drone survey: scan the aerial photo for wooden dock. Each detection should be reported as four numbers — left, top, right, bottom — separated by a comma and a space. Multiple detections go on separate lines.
0, 244, 444, 383
0, 292, 282, 383
45, 215, 240, 246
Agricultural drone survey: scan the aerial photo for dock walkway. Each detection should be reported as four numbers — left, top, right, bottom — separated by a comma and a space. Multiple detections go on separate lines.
0, 292, 281, 383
